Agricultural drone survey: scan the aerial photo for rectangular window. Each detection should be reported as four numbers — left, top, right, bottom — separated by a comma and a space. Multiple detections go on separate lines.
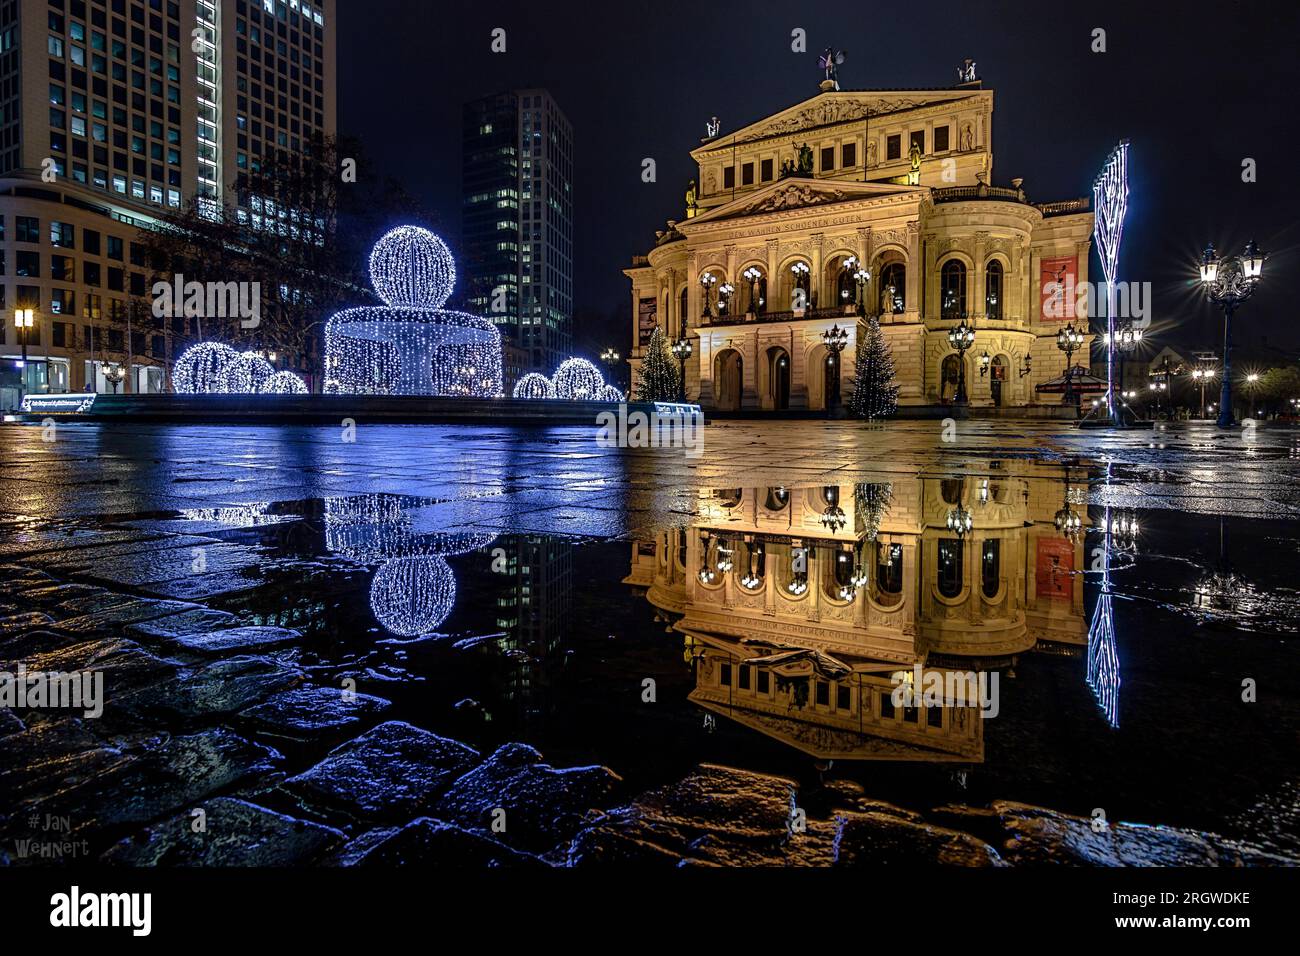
760, 158, 773, 181
16, 251, 40, 277
738, 665, 750, 690
842, 142, 856, 168
836, 685, 851, 710
886, 134, 901, 161
108, 235, 124, 260
820, 146, 834, 172
84, 229, 101, 255
881, 691, 896, 719
51, 221, 75, 248
934, 125, 950, 152
910, 130, 925, 155
16, 217, 40, 243
815, 681, 829, 706
741, 162, 753, 186
722, 166, 735, 189
719, 662, 732, 686
757, 670, 770, 694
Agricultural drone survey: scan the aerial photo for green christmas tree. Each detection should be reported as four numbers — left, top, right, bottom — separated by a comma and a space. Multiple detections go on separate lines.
848, 315, 899, 420
636, 325, 680, 402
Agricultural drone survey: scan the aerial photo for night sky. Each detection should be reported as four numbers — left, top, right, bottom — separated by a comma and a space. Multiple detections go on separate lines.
337, 0, 1300, 359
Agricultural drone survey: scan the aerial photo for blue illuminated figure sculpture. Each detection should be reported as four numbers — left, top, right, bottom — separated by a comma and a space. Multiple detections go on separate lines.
323, 226, 503, 397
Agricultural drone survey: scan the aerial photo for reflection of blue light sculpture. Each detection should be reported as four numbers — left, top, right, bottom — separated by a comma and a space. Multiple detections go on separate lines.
512, 372, 554, 400
323, 494, 496, 637
1087, 463, 1121, 727
323, 226, 503, 398
173, 342, 240, 393
370, 555, 456, 637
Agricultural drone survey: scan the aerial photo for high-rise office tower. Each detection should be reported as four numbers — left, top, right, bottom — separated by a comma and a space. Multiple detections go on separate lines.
462, 88, 572, 381
0, 0, 335, 407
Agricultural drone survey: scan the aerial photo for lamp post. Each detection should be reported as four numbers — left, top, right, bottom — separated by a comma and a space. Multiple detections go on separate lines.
671, 334, 693, 403
601, 347, 621, 388
1056, 322, 1085, 408
718, 282, 735, 318
822, 324, 849, 416
1149, 356, 1171, 418
742, 266, 764, 316
946, 318, 975, 404
104, 362, 126, 394
1199, 240, 1265, 428
1191, 366, 1216, 420
790, 261, 810, 311
14, 308, 34, 401
853, 266, 871, 318
699, 272, 718, 321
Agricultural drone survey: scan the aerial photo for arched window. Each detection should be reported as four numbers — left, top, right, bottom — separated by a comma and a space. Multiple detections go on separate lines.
985, 260, 1003, 320
879, 262, 905, 314
941, 260, 967, 319
937, 538, 964, 598
764, 486, 789, 511
679, 287, 688, 329
876, 541, 903, 605
981, 538, 1000, 598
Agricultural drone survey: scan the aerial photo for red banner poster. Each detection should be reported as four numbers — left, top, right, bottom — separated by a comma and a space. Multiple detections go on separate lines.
1039, 255, 1078, 323
638, 298, 657, 346
1035, 537, 1075, 601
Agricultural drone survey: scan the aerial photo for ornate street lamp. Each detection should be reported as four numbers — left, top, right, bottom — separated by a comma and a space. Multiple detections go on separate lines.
979, 349, 991, 378
822, 324, 849, 415
742, 266, 764, 316
1056, 322, 1085, 407
671, 334, 693, 403
1191, 365, 1217, 420
601, 347, 621, 387
790, 261, 811, 310
718, 282, 735, 317
13, 308, 35, 400
946, 504, 973, 537
1199, 240, 1266, 427
946, 318, 976, 404
105, 363, 127, 394
1018, 353, 1033, 378
699, 272, 718, 320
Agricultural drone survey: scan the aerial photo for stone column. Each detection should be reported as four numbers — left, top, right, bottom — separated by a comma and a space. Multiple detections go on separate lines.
906, 222, 921, 320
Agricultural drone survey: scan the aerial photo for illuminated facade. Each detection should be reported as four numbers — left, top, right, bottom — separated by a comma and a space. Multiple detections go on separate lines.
625, 465, 1088, 760
625, 78, 1095, 412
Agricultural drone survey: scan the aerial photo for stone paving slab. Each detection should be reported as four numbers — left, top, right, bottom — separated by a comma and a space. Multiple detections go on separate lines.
282, 721, 480, 823
101, 797, 346, 866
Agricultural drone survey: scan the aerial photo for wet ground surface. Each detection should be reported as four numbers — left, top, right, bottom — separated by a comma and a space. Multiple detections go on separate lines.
1, 419, 1298, 865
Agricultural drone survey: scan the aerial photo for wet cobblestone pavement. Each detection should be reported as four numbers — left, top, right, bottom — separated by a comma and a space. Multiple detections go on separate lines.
2, 420, 1299, 866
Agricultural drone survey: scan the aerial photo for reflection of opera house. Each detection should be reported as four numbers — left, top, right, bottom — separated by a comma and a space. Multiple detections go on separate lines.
625, 467, 1088, 761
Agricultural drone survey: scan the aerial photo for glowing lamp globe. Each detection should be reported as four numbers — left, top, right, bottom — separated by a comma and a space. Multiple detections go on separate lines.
323, 225, 502, 397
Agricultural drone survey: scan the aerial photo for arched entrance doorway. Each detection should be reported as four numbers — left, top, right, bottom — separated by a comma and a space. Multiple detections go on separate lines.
941, 354, 963, 404
764, 346, 790, 410
989, 354, 1008, 407
713, 349, 743, 411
